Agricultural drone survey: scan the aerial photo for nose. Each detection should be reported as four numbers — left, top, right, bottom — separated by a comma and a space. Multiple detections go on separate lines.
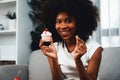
60, 22, 67, 28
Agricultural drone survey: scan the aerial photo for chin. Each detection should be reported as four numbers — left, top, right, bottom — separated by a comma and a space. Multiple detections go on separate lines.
62, 37, 71, 41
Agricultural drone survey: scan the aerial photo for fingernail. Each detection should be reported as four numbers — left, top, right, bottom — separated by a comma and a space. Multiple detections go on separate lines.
76, 35, 78, 38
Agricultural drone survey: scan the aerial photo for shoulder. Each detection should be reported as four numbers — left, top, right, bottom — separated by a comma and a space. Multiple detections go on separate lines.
86, 37, 101, 51
86, 38, 100, 48
85, 37, 103, 59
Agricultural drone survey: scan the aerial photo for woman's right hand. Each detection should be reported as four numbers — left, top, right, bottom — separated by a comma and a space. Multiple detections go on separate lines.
39, 37, 58, 59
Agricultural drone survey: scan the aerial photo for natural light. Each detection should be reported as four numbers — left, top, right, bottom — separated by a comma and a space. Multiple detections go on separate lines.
100, 0, 120, 47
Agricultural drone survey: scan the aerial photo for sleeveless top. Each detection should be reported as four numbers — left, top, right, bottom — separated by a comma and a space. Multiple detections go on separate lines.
54, 38, 101, 80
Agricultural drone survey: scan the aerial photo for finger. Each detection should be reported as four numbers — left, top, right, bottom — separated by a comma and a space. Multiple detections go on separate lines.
40, 46, 47, 54
39, 39, 49, 54
49, 37, 56, 49
44, 46, 51, 52
74, 48, 84, 56
82, 44, 87, 51
75, 47, 86, 55
50, 37, 53, 45
39, 39, 44, 48
76, 36, 86, 48
77, 36, 84, 43
76, 35, 80, 47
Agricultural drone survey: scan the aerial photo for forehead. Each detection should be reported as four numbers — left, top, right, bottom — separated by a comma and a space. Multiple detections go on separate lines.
56, 12, 73, 19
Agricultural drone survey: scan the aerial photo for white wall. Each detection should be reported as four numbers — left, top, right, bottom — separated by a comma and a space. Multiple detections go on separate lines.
17, 0, 33, 64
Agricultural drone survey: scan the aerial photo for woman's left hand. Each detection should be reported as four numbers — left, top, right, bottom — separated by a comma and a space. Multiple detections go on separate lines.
73, 36, 87, 60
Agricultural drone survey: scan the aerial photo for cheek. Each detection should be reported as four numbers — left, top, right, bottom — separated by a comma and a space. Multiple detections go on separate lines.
55, 24, 58, 29
71, 28, 76, 35
71, 25, 76, 34
55, 25, 59, 33
70, 24, 76, 31
55, 24, 59, 30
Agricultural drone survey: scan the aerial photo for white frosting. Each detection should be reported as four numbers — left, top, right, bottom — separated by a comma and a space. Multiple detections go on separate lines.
41, 31, 52, 37
41, 30, 52, 42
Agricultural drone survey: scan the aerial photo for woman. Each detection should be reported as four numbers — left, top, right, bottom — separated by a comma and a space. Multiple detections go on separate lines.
39, 0, 103, 80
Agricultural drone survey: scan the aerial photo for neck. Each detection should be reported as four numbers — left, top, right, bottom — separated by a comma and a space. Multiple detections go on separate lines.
64, 36, 76, 52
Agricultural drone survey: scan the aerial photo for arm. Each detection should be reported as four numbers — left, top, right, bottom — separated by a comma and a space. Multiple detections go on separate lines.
74, 36, 103, 80
75, 47, 103, 80
48, 57, 63, 80
39, 37, 63, 80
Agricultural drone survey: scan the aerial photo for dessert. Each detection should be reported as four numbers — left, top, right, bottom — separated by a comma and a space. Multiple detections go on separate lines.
41, 28, 52, 46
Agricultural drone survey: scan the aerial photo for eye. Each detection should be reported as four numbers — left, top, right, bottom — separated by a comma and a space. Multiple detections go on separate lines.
56, 20, 61, 24
65, 18, 72, 23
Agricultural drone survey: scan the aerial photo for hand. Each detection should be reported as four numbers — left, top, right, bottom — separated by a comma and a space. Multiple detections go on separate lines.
39, 37, 57, 59
73, 36, 87, 60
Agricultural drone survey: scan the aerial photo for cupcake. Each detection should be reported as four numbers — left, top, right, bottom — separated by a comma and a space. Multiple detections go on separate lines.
41, 28, 52, 46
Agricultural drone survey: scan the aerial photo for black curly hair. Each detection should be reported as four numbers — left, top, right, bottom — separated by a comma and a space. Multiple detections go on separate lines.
39, 0, 99, 42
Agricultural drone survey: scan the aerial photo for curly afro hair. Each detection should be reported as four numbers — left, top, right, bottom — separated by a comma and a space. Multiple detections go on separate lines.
39, 0, 99, 42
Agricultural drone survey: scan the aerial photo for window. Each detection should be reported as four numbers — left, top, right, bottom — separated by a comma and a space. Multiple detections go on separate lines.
100, 0, 120, 48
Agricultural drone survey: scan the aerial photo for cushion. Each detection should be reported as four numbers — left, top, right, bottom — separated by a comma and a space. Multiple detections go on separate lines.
0, 65, 28, 80
98, 47, 120, 80
29, 50, 52, 80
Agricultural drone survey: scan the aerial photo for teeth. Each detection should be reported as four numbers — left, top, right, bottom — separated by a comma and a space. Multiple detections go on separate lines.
59, 29, 69, 34
61, 31, 68, 34
62, 32, 66, 33
60, 29, 69, 31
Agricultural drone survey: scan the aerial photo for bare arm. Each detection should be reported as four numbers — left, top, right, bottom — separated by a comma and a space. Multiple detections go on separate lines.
73, 36, 103, 80
48, 57, 63, 80
75, 47, 103, 80
39, 37, 63, 80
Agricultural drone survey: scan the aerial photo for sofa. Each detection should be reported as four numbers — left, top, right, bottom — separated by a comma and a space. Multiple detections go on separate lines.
0, 50, 51, 80
0, 65, 28, 80
0, 47, 120, 80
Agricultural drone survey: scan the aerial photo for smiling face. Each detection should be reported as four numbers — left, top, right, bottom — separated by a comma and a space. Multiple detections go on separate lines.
55, 12, 76, 41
